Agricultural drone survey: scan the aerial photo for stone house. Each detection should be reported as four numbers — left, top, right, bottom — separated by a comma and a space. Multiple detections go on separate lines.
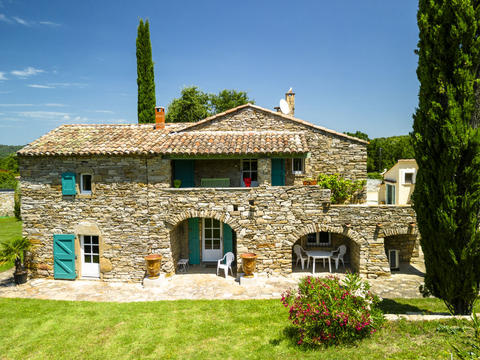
18, 91, 421, 282
378, 159, 418, 205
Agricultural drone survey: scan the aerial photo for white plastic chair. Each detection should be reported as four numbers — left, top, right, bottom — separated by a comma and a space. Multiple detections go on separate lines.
217, 252, 235, 278
331, 245, 347, 270
293, 244, 308, 270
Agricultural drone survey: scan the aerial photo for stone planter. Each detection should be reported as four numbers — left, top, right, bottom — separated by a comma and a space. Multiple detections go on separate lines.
145, 254, 162, 279
241, 253, 257, 278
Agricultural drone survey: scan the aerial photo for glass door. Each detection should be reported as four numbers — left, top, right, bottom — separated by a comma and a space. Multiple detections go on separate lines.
202, 218, 223, 261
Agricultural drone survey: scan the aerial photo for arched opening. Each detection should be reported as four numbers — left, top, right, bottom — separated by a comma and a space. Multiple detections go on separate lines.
169, 217, 237, 276
292, 231, 360, 274
383, 234, 424, 276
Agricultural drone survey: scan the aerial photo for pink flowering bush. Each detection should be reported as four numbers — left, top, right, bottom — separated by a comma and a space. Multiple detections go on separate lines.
281, 273, 384, 346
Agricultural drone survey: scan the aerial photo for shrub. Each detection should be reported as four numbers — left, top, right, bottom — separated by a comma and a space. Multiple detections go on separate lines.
316, 173, 366, 204
14, 185, 21, 220
0, 170, 17, 190
281, 273, 384, 346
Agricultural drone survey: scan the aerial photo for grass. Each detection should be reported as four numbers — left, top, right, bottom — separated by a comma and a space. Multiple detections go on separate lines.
0, 298, 476, 360
0, 217, 22, 272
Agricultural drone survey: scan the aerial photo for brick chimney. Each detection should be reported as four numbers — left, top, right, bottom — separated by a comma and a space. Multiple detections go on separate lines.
285, 88, 295, 116
155, 106, 165, 129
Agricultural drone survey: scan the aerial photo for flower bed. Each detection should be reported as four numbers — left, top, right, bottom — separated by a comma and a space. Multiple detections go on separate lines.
281, 273, 384, 346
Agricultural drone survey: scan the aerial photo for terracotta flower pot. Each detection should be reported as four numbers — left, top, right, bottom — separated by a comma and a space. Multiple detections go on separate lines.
145, 254, 162, 279
310, 180, 317, 185
241, 253, 257, 278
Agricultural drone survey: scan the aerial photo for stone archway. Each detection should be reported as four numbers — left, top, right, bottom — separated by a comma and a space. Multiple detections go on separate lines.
286, 223, 367, 275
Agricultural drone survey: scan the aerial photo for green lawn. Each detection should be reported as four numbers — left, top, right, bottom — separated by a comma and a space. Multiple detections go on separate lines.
0, 217, 22, 272
0, 298, 475, 360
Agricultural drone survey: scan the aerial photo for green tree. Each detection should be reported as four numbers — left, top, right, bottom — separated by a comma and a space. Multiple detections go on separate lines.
367, 136, 414, 173
0, 153, 19, 173
412, 0, 480, 315
344, 131, 370, 142
165, 86, 211, 123
166, 87, 254, 122
210, 89, 254, 114
136, 19, 156, 124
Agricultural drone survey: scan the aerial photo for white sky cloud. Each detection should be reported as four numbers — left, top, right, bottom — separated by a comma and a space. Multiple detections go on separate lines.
93, 110, 114, 114
11, 67, 44, 78
0, 104, 34, 107
0, 72, 7, 80
48, 82, 87, 88
0, 13, 11, 23
28, 84, 54, 89
39, 21, 60, 27
45, 103, 66, 107
12, 16, 29, 26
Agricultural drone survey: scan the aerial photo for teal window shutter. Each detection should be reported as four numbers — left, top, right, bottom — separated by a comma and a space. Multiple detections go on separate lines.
271, 159, 285, 186
62, 172, 76, 195
53, 234, 76, 279
173, 160, 195, 187
188, 218, 200, 264
223, 223, 233, 255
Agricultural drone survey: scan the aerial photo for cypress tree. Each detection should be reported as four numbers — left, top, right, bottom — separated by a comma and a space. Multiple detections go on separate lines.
136, 19, 156, 123
413, 0, 480, 315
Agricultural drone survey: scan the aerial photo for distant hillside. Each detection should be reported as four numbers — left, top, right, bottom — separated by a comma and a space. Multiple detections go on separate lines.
0, 145, 23, 159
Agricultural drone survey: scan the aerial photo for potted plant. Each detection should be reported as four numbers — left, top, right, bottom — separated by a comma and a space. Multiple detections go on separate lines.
0, 237, 32, 285
303, 177, 317, 185
173, 179, 182, 188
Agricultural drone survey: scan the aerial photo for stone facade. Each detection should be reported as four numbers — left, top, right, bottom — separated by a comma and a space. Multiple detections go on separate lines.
20, 155, 420, 282
0, 190, 14, 217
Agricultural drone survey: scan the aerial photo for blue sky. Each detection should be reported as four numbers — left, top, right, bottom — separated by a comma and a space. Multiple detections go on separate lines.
0, 0, 419, 145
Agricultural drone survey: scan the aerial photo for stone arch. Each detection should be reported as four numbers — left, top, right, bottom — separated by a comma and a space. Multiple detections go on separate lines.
381, 225, 418, 238
287, 222, 367, 275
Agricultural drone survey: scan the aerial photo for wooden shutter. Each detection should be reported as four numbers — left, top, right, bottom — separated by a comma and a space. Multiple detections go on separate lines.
188, 218, 200, 264
61, 172, 76, 195
53, 234, 76, 279
271, 159, 285, 186
223, 223, 233, 255
173, 160, 195, 187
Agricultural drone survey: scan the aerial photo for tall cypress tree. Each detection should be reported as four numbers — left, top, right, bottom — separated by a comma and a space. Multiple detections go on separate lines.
136, 19, 156, 123
413, 0, 480, 315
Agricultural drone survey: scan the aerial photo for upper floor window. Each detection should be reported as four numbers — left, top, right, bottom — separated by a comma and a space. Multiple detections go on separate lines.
306, 232, 331, 247
241, 159, 258, 185
80, 174, 92, 194
292, 158, 305, 174
404, 172, 414, 184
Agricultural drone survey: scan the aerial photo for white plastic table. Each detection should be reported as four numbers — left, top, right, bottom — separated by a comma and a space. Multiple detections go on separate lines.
306, 250, 332, 274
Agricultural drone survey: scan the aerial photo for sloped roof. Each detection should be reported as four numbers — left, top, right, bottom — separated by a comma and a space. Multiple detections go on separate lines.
177, 104, 369, 144
18, 125, 309, 156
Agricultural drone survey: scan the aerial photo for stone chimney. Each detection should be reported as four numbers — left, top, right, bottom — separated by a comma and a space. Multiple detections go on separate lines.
285, 88, 295, 116
155, 106, 165, 129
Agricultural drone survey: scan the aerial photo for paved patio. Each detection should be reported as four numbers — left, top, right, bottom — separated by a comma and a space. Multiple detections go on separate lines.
0, 263, 425, 302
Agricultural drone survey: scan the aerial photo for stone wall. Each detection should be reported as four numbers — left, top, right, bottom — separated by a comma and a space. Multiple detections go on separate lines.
384, 235, 418, 263
0, 190, 14, 217
20, 155, 420, 282
194, 159, 242, 187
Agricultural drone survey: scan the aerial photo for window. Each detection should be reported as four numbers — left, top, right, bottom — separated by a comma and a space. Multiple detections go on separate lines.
404, 172, 414, 184
241, 159, 258, 186
292, 158, 305, 174
80, 174, 92, 194
386, 184, 396, 204
306, 232, 331, 247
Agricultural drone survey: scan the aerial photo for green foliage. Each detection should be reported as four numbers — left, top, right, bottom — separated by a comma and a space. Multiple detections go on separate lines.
166, 86, 211, 123
367, 172, 383, 180
0, 145, 22, 159
0, 171, 17, 190
412, 0, 480, 315
344, 131, 370, 142
0, 153, 19, 173
14, 186, 21, 221
210, 89, 254, 114
367, 136, 414, 173
166, 87, 254, 122
316, 173, 365, 204
0, 236, 31, 273
136, 18, 156, 124
451, 312, 480, 359
281, 273, 384, 346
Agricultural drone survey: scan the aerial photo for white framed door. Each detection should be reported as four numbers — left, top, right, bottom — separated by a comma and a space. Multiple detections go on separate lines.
202, 218, 223, 262
81, 235, 100, 278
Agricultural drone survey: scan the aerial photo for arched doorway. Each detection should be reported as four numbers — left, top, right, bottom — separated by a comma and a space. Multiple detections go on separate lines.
383, 234, 423, 274
169, 217, 237, 275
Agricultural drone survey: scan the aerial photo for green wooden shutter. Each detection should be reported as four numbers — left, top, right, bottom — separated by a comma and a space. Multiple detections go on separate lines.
61, 172, 76, 195
188, 218, 200, 264
173, 160, 195, 187
223, 223, 233, 255
53, 234, 76, 279
271, 159, 285, 186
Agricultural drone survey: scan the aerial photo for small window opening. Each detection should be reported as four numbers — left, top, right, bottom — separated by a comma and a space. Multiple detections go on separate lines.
80, 174, 92, 194
404, 172, 414, 184
292, 158, 305, 174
